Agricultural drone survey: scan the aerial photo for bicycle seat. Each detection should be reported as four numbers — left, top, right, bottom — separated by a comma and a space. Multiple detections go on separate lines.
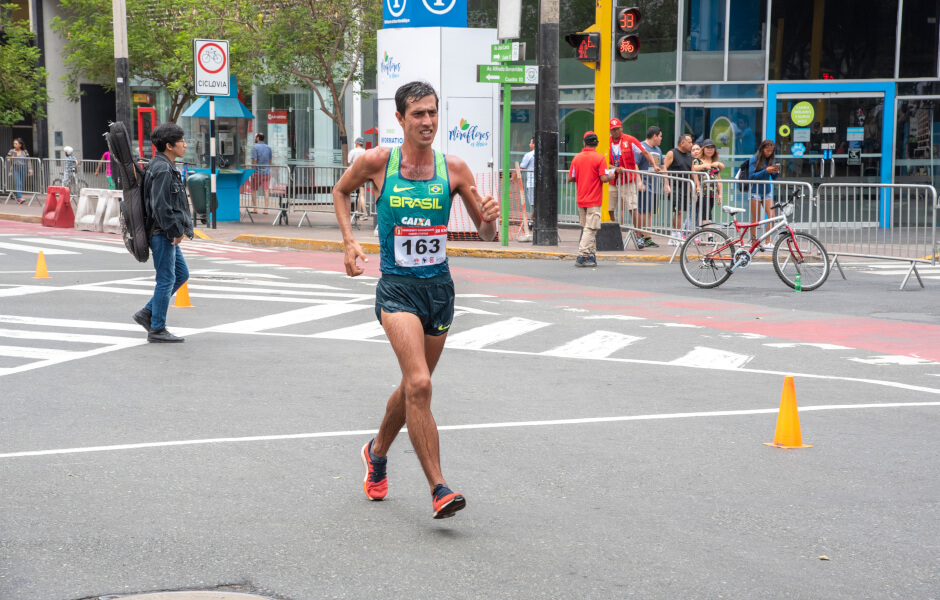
722, 206, 746, 215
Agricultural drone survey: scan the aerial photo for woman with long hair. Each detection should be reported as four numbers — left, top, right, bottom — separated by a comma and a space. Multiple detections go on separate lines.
747, 139, 780, 248
692, 139, 724, 227
6, 138, 32, 204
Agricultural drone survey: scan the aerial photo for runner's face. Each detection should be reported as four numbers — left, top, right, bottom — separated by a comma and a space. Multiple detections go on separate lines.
397, 95, 438, 147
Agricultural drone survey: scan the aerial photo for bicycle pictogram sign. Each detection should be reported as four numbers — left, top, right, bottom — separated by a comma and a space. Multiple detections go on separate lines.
194, 39, 230, 96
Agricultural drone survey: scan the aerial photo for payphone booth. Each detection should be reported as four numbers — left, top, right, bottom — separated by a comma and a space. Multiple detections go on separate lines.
182, 77, 254, 222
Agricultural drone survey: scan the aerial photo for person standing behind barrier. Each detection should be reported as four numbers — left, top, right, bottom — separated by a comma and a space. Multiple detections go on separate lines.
6, 138, 31, 204
569, 131, 615, 268
133, 123, 194, 344
692, 139, 724, 228
515, 137, 536, 241
250, 133, 273, 215
608, 118, 657, 231
747, 139, 780, 249
62, 146, 78, 190
347, 137, 367, 215
94, 150, 114, 190
663, 134, 696, 246
633, 126, 665, 248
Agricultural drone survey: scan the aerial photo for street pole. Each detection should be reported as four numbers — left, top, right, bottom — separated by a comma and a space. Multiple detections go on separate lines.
533, 0, 559, 246
500, 84, 511, 246
112, 0, 131, 128
594, 0, 612, 221
209, 96, 217, 229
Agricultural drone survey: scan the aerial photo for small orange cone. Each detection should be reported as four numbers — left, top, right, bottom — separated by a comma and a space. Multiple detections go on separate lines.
33, 251, 50, 279
173, 282, 193, 308
764, 376, 812, 449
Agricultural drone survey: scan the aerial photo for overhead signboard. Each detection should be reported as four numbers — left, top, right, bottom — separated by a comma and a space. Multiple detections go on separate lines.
193, 39, 230, 96
383, 0, 467, 29
477, 64, 538, 84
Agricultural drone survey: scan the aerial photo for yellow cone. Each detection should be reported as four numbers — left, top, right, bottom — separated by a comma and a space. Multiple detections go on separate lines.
764, 376, 812, 449
33, 251, 50, 279
173, 282, 193, 308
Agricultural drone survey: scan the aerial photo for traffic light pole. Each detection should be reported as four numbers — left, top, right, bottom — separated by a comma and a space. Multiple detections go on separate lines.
533, 0, 559, 247
593, 0, 612, 222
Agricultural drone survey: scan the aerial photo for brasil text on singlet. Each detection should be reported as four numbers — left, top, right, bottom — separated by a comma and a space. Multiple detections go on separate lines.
376, 147, 453, 278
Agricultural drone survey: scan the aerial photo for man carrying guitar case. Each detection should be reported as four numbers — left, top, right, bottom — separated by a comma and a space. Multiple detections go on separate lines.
107, 121, 193, 343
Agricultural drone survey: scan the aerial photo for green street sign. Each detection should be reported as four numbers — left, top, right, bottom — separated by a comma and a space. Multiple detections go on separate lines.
490, 42, 524, 62
477, 64, 539, 84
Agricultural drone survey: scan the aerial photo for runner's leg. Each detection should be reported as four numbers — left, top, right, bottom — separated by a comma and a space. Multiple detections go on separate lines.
373, 310, 449, 489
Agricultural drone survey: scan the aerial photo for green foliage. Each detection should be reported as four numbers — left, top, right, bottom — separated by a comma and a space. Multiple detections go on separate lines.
51, 0, 258, 122
0, 4, 50, 126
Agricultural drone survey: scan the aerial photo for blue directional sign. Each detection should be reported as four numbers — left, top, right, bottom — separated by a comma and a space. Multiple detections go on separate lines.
383, 0, 467, 28
791, 142, 806, 157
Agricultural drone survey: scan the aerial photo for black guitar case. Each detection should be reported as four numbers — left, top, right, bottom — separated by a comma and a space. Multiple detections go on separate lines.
105, 122, 152, 263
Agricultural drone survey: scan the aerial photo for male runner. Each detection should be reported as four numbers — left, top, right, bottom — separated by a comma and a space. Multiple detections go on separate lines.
332, 81, 499, 519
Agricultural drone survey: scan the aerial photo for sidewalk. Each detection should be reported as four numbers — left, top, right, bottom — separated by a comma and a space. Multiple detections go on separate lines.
0, 200, 681, 262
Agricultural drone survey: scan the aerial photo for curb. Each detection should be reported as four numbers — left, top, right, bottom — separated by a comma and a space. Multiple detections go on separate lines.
230, 234, 675, 262
0, 212, 42, 224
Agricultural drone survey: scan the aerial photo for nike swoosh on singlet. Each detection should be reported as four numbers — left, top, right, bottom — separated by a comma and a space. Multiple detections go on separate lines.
393, 184, 415, 192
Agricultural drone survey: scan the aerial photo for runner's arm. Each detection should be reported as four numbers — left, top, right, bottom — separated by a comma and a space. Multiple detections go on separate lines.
448, 155, 499, 242
332, 147, 388, 276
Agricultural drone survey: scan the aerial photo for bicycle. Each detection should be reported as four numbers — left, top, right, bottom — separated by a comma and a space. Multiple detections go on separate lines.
51, 176, 88, 199
678, 189, 830, 291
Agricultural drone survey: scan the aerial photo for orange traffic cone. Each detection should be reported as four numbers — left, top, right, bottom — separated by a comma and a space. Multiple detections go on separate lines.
173, 282, 193, 308
33, 251, 50, 279
764, 376, 812, 449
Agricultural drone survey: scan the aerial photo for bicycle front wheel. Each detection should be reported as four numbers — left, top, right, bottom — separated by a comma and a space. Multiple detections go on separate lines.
773, 231, 830, 291
679, 228, 734, 289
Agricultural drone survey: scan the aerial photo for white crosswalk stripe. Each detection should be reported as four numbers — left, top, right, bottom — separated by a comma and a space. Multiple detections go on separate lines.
12, 237, 129, 253
541, 331, 643, 359
0, 241, 77, 254
445, 317, 551, 349
670, 347, 754, 369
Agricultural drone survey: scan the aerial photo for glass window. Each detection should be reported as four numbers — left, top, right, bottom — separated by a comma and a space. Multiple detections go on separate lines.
614, 0, 679, 83
899, 82, 940, 96
727, 0, 767, 80
899, 0, 940, 78
769, 0, 898, 80
613, 86, 677, 101
559, 108, 595, 167
612, 102, 678, 153
896, 100, 940, 189
683, 0, 726, 81
681, 106, 761, 169
680, 84, 763, 99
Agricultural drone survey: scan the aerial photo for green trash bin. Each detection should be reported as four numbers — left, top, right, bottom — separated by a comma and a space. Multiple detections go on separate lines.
186, 172, 215, 223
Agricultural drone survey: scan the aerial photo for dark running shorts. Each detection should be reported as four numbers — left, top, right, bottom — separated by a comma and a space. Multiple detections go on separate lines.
375, 273, 455, 336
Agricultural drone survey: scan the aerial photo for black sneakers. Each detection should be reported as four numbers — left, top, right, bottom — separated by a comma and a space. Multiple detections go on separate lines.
147, 329, 185, 343
133, 309, 152, 332
584, 254, 598, 267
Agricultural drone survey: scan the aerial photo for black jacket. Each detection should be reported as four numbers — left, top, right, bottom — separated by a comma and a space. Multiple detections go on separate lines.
144, 153, 194, 240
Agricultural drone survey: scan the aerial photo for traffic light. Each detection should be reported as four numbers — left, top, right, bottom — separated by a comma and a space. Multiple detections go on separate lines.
614, 7, 641, 61
564, 32, 601, 64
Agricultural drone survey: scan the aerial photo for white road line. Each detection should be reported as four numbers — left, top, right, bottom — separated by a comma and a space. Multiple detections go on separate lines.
849, 355, 940, 366
117, 280, 362, 298
0, 328, 138, 345
542, 330, 643, 359
445, 317, 551, 349
0, 315, 147, 331
189, 270, 286, 279
0, 345, 76, 360
0, 286, 60, 298
3, 401, 939, 459
187, 278, 348, 291
12, 237, 128, 253
670, 347, 754, 369
0, 242, 77, 255
72, 285, 374, 304
210, 303, 373, 334
313, 320, 387, 340
765, 342, 851, 350
457, 293, 496, 298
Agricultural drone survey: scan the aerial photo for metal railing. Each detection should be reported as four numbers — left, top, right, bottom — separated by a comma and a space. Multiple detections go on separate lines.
289, 165, 344, 227
3, 156, 44, 205
237, 164, 293, 226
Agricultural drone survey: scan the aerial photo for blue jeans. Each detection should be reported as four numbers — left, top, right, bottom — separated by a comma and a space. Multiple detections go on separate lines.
145, 233, 189, 331
11, 165, 25, 199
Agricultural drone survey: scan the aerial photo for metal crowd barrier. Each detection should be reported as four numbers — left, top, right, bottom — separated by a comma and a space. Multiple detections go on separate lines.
609, 169, 696, 257
701, 179, 815, 230
290, 165, 345, 227
3, 156, 44, 206
238, 164, 293, 226
814, 183, 938, 289
41, 158, 111, 201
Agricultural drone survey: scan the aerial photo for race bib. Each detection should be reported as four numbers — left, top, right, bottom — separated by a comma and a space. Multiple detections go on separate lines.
394, 225, 447, 267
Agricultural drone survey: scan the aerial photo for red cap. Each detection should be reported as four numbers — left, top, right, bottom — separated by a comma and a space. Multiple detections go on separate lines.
609, 118, 622, 129
583, 130, 597, 140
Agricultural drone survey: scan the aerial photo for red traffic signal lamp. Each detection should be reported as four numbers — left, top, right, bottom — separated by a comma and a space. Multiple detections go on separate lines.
614, 7, 641, 61
565, 32, 601, 64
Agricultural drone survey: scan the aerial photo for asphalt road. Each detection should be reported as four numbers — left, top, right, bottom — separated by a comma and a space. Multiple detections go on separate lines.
1, 222, 939, 600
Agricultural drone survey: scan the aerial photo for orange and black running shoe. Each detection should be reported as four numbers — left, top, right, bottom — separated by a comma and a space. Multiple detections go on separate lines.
361, 439, 388, 501
431, 483, 466, 519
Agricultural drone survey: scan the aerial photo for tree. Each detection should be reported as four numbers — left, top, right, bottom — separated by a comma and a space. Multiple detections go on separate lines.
0, 4, 50, 127
51, 0, 256, 123
240, 0, 383, 164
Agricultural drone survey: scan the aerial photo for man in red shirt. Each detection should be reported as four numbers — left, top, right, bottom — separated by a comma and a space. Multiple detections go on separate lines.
568, 131, 615, 267
607, 118, 657, 228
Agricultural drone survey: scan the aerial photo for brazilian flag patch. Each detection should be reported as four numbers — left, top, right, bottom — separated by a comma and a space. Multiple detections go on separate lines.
429, 184, 443, 194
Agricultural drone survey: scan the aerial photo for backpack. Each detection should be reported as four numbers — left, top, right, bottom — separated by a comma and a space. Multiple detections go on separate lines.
736, 157, 751, 180
105, 121, 152, 263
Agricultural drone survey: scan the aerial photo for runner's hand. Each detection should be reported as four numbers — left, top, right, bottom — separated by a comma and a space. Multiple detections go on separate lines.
472, 186, 500, 223
343, 240, 368, 277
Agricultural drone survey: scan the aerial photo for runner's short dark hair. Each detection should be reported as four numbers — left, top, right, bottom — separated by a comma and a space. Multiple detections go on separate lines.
395, 81, 439, 115
646, 126, 662, 138
152, 123, 185, 153
255, 133, 265, 142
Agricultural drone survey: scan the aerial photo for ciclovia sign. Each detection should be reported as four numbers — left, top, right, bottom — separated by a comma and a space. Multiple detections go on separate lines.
194, 39, 230, 96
